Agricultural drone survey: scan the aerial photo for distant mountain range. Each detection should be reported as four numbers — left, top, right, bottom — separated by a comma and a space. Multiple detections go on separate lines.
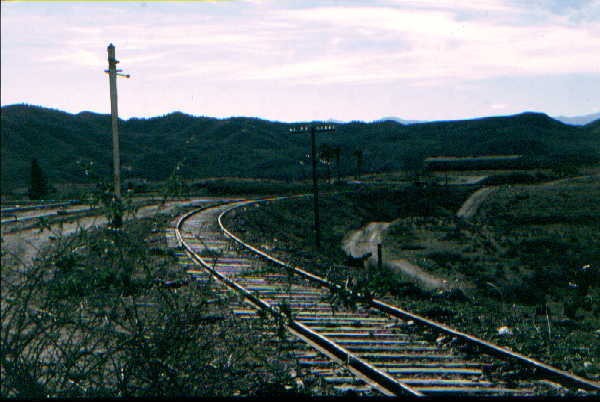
378, 112, 600, 126
553, 112, 600, 126
376, 117, 425, 125
2, 104, 599, 193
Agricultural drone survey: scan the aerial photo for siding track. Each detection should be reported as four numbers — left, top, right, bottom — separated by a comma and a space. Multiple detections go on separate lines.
173, 199, 600, 397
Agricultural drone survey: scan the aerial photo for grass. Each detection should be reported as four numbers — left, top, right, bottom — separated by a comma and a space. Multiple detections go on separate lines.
383, 177, 600, 379
225, 186, 469, 275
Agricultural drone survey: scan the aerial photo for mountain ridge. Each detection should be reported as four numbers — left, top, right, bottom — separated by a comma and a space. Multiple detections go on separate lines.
553, 112, 600, 126
2, 104, 598, 193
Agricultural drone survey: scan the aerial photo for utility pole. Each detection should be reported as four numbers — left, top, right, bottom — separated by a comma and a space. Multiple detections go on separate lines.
334, 146, 341, 184
105, 43, 130, 228
290, 124, 336, 249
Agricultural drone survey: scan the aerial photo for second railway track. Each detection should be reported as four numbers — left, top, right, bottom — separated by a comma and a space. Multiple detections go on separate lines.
173, 199, 600, 397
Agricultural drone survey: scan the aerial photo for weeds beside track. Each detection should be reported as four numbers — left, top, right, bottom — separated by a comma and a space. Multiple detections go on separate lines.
175, 200, 600, 396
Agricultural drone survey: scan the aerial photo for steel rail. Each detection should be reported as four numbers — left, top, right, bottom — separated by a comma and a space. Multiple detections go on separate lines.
216, 198, 600, 393
175, 203, 424, 397
1, 207, 95, 225
1, 200, 79, 215
2, 198, 202, 232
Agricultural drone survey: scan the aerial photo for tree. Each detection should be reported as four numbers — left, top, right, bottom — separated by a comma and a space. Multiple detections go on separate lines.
29, 158, 48, 200
403, 153, 425, 182
352, 149, 363, 180
551, 157, 579, 178
319, 144, 336, 184
333, 146, 341, 183
161, 161, 187, 203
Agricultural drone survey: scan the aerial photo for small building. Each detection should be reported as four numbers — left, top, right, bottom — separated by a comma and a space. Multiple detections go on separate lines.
424, 155, 523, 171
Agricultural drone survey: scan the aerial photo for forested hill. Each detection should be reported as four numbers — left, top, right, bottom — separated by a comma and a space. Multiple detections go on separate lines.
2, 104, 599, 192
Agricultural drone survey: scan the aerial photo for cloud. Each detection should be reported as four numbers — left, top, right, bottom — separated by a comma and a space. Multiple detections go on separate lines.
4, 1, 598, 87
41, 49, 104, 68
264, 4, 600, 83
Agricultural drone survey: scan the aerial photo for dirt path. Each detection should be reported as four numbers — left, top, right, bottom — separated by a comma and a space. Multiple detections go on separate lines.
456, 186, 497, 219
342, 223, 448, 290
342, 222, 390, 257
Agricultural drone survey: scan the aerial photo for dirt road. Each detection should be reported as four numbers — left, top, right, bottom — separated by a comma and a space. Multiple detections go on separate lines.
342, 223, 448, 290
456, 186, 497, 219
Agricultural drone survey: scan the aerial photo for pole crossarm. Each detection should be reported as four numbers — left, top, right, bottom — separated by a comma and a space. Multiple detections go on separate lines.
289, 124, 336, 134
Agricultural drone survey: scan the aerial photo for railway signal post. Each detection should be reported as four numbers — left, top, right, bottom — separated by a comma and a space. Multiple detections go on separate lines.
289, 124, 336, 249
105, 44, 130, 228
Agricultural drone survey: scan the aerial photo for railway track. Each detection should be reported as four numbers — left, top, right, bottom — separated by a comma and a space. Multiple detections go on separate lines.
172, 199, 600, 397
0, 200, 79, 214
1, 198, 188, 232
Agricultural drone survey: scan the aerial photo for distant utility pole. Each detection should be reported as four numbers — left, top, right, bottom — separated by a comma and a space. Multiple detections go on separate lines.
105, 43, 130, 228
289, 124, 336, 249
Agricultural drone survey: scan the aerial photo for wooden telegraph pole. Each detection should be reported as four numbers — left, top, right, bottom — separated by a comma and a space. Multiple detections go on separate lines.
290, 124, 336, 249
105, 44, 129, 228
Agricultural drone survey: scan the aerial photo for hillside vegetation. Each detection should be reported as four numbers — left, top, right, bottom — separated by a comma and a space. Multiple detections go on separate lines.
385, 176, 600, 303
224, 178, 599, 379
382, 176, 600, 378
2, 104, 599, 193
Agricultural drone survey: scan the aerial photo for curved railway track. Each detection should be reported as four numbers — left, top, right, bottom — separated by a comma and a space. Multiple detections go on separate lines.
172, 199, 600, 397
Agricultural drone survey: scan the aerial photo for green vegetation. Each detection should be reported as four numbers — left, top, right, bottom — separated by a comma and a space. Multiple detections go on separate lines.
28, 159, 48, 200
3, 104, 599, 195
224, 186, 469, 270
224, 186, 468, 307
1, 212, 311, 398
381, 177, 600, 379
193, 178, 317, 196
425, 155, 525, 171
224, 181, 599, 380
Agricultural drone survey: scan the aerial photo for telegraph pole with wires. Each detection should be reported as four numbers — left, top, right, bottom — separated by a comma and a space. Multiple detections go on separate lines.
289, 124, 336, 249
105, 43, 130, 228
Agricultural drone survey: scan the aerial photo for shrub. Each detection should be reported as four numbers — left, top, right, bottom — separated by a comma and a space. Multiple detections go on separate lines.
1, 216, 297, 397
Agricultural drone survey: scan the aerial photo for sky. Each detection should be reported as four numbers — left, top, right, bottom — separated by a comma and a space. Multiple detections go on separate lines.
1, 0, 599, 122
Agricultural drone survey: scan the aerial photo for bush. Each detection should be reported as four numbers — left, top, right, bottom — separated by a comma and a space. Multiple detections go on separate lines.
1, 216, 297, 397
426, 251, 470, 267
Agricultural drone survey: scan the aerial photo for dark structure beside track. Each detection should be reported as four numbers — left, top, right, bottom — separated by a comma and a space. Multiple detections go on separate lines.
425, 155, 524, 171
